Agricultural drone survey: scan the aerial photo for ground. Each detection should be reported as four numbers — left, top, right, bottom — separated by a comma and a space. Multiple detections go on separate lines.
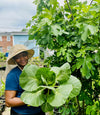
2, 107, 10, 115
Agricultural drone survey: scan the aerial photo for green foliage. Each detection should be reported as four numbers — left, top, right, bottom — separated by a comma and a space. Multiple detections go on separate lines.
28, 57, 45, 67
26, 0, 100, 114
55, 100, 77, 115
40, 49, 44, 60
0, 52, 6, 61
86, 101, 100, 115
0, 80, 5, 96
20, 63, 81, 112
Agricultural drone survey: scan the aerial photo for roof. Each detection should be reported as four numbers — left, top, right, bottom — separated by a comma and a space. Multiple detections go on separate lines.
0, 31, 28, 36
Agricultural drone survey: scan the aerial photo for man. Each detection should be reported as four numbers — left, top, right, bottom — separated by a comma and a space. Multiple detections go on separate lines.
5, 44, 45, 115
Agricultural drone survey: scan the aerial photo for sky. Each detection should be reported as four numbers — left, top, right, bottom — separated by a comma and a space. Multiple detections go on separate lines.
0, 0, 89, 32
0, 0, 36, 32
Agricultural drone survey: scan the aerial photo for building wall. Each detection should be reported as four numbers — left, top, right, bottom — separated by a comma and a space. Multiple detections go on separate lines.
0, 36, 13, 52
0, 32, 39, 57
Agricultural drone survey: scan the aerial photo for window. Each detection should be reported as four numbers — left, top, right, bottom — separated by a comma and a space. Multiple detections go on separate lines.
0, 47, 3, 52
7, 46, 11, 51
7, 36, 11, 41
0, 36, 2, 41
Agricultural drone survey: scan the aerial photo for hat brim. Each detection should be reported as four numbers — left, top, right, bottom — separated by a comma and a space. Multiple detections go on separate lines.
8, 49, 34, 65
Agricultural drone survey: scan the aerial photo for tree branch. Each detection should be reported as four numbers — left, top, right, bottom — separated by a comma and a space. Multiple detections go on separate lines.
98, 20, 100, 44
90, 0, 93, 5
66, 0, 74, 20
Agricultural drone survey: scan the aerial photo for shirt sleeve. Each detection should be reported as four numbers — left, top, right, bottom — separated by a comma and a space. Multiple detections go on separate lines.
5, 71, 19, 91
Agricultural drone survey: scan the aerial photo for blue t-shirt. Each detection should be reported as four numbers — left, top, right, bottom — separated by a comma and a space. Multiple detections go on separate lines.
5, 66, 42, 115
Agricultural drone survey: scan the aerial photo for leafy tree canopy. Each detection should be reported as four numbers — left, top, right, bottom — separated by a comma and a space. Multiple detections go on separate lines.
26, 0, 100, 114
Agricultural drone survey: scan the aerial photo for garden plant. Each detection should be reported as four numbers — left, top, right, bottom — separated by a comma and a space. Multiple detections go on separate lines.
20, 63, 81, 114
24, 0, 100, 114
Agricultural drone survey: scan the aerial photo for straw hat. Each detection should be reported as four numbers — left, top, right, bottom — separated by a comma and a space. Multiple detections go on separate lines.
7, 44, 34, 65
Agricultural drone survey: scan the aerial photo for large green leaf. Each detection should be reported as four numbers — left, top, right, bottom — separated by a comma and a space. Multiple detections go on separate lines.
47, 84, 73, 107
50, 67, 60, 76
50, 25, 68, 37
37, 18, 52, 27
21, 89, 45, 107
81, 61, 91, 79
50, 63, 71, 84
66, 75, 82, 98
19, 64, 40, 91
57, 63, 71, 84
41, 102, 53, 112
81, 24, 98, 41
95, 51, 100, 64
50, 25, 62, 36
81, 26, 89, 41
87, 25, 98, 35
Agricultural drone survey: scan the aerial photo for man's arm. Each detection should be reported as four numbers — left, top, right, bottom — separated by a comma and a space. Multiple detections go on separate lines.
5, 90, 25, 107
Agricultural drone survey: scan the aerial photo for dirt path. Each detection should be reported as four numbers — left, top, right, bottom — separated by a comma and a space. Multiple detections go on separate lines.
2, 107, 10, 115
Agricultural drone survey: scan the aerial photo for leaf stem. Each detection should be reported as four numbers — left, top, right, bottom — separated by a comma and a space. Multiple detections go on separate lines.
66, 0, 74, 20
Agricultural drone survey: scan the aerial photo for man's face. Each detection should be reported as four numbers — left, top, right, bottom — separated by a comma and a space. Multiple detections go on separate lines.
14, 52, 28, 68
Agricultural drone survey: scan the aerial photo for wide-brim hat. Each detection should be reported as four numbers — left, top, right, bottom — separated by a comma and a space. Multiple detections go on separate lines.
7, 44, 34, 65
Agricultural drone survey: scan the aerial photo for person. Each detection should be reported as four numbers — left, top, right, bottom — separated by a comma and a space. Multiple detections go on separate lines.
5, 44, 45, 115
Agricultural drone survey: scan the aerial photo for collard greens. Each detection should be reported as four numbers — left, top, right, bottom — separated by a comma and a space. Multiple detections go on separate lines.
19, 63, 81, 112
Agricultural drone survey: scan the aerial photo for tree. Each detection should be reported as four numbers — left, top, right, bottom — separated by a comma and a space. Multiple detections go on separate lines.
26, 0, 100, 114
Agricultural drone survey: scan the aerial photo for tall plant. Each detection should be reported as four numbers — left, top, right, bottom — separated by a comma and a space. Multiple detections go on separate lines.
26, 0, 100, 114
